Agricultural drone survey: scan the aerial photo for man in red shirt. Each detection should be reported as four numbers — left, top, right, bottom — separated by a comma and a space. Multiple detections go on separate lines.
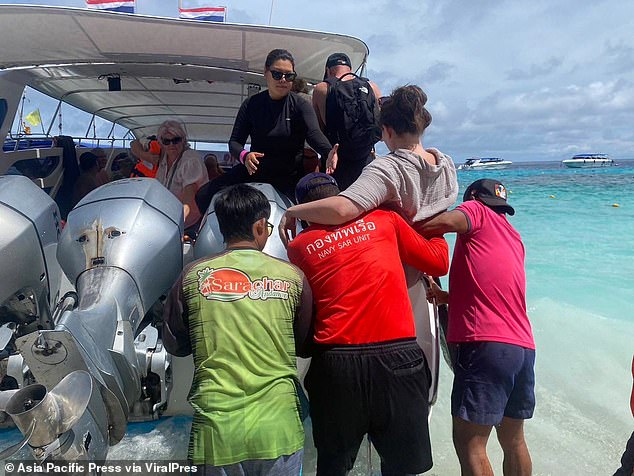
286, 172, 449, 476
423, 178, 535, 476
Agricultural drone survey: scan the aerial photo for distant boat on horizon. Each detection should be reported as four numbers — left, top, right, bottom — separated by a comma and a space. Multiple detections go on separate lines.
457, 157, 513, 170
561, 154, 616, 168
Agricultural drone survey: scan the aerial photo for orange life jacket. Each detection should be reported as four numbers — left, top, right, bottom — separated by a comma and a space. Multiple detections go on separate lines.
130, 160, 157, 178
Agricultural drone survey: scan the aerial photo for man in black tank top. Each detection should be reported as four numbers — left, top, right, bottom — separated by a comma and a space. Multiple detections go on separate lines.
312, 53, 382, 190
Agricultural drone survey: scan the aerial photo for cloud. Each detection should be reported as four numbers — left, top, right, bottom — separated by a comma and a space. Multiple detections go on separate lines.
8, 0, 634, 162
506, 57, 563, 80
429, 79, 634, 160
421, 61, 456, 84
603, 41, 634, 75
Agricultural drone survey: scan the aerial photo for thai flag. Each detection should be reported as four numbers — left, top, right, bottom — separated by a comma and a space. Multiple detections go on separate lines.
179, 6, 227, 22
86, 0, 135, 14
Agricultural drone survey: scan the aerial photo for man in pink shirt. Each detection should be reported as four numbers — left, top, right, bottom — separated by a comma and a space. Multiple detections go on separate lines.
423, 178, 535, 476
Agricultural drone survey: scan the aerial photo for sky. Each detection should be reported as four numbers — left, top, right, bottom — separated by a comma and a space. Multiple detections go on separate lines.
6, 0, 634, 162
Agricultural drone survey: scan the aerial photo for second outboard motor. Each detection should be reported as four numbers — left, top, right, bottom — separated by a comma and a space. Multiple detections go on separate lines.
0, 176, 64, 391
0, 176, 63, 344
14, 178, 184, 462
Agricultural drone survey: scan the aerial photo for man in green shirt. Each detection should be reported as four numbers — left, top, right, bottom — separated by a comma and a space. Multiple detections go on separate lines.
163, 184, 313, 475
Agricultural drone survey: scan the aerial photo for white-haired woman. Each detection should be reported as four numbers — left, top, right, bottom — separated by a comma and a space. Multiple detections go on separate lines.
133, 120, 208, 230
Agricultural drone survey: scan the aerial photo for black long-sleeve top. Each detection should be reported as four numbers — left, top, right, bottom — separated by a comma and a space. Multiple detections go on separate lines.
229, 91, 332, 190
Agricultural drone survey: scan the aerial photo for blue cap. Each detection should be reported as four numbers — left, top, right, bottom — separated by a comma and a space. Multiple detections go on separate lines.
295, 172, 338, 204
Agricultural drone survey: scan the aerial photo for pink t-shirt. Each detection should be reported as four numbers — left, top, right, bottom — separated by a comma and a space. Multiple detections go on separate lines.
447, 200, 535, 349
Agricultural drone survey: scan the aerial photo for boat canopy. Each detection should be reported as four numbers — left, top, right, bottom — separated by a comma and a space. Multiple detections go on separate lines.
0, 5, 369, 143
570, 154, 611, 159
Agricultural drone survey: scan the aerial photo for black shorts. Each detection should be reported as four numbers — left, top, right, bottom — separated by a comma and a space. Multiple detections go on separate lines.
305, 338, 433, 475
451, 341, 536, 426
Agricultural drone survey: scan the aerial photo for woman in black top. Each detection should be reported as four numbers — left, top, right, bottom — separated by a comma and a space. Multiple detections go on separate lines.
196, 49, 332, 213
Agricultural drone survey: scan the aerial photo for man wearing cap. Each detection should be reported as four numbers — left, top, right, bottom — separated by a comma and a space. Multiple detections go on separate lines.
286, 172, 449, 476
422, 178, 535, 476
312, 53, 382, 190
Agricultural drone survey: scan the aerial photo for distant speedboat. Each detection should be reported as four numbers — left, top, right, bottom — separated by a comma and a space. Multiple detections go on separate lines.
457, 157, 512, 170
561, 154, 615, 168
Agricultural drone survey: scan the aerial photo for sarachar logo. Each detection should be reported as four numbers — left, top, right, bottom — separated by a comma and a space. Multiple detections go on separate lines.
197, 267, 292, 302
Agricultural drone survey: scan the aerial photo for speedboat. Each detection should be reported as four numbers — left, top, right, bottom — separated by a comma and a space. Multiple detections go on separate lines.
561, 154, 615, 168
458, 157, 512, 170
0, 5, 442, 467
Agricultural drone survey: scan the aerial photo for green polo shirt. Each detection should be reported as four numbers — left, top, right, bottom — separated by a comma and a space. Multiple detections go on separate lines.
173, 249, 306, 466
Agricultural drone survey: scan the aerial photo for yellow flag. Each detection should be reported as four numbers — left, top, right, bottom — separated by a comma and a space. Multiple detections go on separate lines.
25, 109, 42, 127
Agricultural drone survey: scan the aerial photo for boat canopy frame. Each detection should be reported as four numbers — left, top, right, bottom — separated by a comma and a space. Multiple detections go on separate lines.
0, 5, 369, 144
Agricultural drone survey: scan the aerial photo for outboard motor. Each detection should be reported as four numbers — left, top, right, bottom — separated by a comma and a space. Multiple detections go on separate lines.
0, 176, 64, 392
11, 178, 184, 462
195, 182, 295, 260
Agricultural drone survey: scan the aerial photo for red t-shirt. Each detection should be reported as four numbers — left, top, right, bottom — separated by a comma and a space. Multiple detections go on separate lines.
287, 209, 448, 345
448, 200, 535, 349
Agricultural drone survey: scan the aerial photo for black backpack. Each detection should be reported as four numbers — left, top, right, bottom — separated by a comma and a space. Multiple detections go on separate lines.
325, 73, 382, 154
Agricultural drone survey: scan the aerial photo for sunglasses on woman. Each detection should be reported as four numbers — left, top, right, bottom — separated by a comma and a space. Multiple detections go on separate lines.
161, 136, 183, 146
269, 70, 297, 82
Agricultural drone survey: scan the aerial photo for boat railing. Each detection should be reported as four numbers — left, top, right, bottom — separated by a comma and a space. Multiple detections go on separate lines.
0, 146, 65, 195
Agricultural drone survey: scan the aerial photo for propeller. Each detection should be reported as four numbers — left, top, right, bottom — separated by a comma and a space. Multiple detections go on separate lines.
2, 370, 93, 448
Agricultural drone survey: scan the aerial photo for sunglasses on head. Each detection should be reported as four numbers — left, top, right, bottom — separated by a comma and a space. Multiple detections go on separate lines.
161, 136, 183, 146
269, 70, 297, 82
378, 96, 391, 107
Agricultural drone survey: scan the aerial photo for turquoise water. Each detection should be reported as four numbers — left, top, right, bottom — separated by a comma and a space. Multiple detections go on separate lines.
2, 161, 633, 475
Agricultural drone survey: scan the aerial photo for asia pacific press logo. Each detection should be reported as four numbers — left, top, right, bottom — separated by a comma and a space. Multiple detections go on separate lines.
197, 267, 292, 302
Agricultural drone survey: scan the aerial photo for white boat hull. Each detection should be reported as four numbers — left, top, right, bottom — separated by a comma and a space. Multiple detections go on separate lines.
459, 164, 511, 170
562, 160, 614, 168
458, 158, 512, 170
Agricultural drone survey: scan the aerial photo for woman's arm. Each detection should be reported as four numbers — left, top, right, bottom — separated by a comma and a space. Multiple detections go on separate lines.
287, 195, 364, 224
279, 195, 364, 246
228, 98, 252, 159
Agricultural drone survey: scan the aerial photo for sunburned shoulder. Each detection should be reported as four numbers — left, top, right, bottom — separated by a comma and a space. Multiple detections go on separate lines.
313, 81, 328, 94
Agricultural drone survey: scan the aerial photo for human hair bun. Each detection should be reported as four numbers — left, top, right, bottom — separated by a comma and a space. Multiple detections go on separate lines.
380, 84, 432, 134
393, 85, 428, 108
